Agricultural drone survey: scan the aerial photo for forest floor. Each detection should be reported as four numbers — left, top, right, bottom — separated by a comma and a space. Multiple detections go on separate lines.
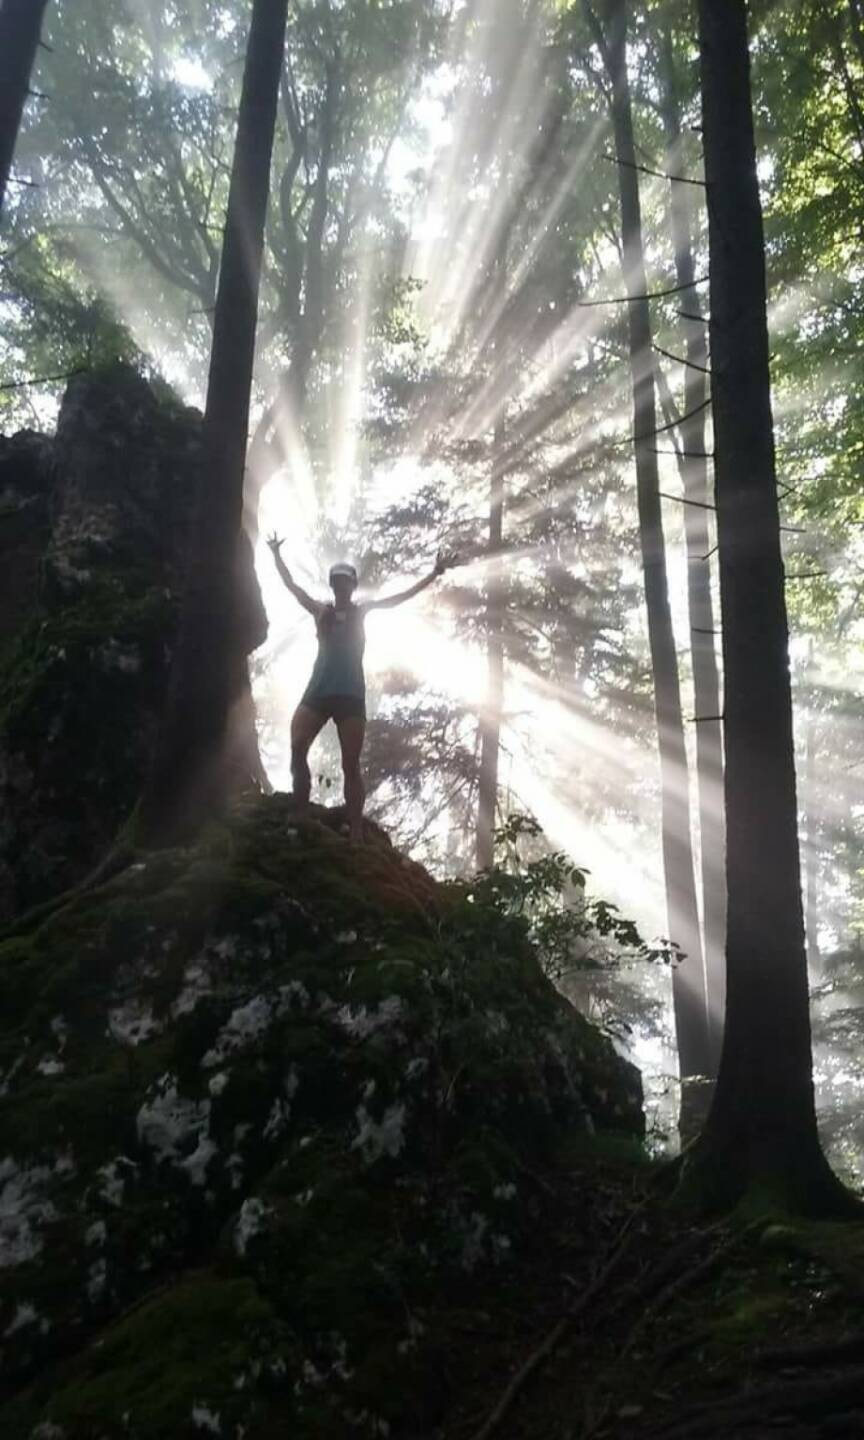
427, 1142, 864, 1440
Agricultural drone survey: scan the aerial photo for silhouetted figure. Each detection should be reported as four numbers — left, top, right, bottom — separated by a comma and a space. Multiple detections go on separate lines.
268, 538, 455, 840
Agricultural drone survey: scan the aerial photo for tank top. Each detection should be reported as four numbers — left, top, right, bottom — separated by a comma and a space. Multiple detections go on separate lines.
304, 604, 366, 701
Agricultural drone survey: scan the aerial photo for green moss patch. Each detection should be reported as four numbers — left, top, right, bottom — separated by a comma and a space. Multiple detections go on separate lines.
0, 795, 642, 1437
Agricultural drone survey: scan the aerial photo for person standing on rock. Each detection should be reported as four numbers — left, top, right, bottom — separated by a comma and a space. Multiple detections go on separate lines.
267, 537, 457, 841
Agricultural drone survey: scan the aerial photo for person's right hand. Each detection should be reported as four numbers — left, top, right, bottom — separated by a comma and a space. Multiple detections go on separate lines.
434, 548, 458, 576
267, 532, 284, 556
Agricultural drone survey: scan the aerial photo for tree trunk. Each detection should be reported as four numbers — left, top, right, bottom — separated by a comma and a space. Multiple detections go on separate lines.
476, 421, 505, 871
658, 25, 726, 1073
138, 0, 289, 846
594, 0, 712, 1082
804, 713, 821, 981
476, 232, 508, 873
684, 0, 856, 1215
0, 0, 51, 217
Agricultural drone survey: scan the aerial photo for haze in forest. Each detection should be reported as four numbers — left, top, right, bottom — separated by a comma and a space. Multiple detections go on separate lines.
3, 0, 864, 1177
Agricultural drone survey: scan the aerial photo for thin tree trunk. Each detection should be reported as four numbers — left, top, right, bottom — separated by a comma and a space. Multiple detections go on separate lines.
804, 658, 821, 981
684, 0, 855, 1215
659, 25, 726, 1073
139, 0, 289, 846
476, 417, 505, 871
590, 0, 711, 1082
805, 729, 821, 979
476, 234, 508, 873
0, 0, 51, 217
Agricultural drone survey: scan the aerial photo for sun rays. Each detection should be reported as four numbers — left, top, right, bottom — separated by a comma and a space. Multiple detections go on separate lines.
7, 0, 864, 1114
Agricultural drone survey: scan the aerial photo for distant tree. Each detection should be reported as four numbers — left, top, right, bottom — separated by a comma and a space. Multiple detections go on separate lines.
656, 20, 725, 1070
683, 0, 858, 1214
476, 242, 508, 873
579, 0, 712, 1085
0, 0, 51, 216
139, 0, 289, 845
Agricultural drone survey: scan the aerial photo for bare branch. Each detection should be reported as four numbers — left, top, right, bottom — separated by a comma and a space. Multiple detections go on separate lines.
658, 489, 716, 511
635, 396, 712, 442
653, 341, 711, 375
603, 151, 705, 186
0, 367, 87, 391
578, 275, 708, 307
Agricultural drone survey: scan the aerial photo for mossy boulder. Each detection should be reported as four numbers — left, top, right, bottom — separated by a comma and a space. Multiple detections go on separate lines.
0, 796, 642, 1438
0, 366, 266, 921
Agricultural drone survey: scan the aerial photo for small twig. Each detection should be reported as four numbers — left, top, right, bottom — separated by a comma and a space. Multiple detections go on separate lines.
467, 1203, 649, 1440
621, 1232, 739, 1360
576, 1228, 736, 1440
653, 448, 714, 460
689, 714, 724, 724
0, 366, 87, 391
678, 310, 708, 322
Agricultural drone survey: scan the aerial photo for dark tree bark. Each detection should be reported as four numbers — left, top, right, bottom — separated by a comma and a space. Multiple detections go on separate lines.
587, 0, 712, 1082
683, 0, 856, 1215
138, 0, 289, 846
0, 0, 51, 217
245, 58, 339, 531
658, 25, 726, 1073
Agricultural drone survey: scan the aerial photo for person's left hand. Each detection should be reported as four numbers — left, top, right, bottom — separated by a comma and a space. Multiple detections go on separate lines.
267, 532, 284, 556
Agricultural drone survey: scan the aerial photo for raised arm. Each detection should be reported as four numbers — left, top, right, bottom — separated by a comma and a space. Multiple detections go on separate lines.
365, 551, 457, 612
267, 535, 320, 615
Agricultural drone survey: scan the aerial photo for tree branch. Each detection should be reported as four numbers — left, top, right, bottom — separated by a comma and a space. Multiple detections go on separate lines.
0, 367, 87, 391
603, 151, 705, 186
578, 275, 708, 307
653, 341, 711, 375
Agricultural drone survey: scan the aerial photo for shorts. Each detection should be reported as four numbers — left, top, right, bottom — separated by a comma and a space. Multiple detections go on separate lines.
301, 692, 366, 723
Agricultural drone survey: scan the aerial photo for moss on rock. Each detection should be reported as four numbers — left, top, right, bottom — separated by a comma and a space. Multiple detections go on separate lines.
0, 795, 642, 1437
0, 366, 266, 920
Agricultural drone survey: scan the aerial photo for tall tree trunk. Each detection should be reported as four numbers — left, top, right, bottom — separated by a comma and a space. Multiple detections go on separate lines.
0, 0, 51, 217
138, 0, 289, 846
804, 712, 821, 981
476, 236, 508, 873
476, 418, 505, 871
659, 25, 726, 1072
684, 0, 855, 1215
590, 0, 711, 1082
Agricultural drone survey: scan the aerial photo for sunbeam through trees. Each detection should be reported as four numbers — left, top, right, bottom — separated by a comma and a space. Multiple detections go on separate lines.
4, 0, 864, 1433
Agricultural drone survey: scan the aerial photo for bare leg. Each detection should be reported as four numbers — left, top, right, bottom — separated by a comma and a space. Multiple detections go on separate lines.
336, 715, 366, 842
290, 704, 326, 809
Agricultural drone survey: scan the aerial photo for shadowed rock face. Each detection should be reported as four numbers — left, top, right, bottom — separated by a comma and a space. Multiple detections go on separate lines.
0, 430, 53, 652
0, 795, 643, 1438
0, 366, 267, 920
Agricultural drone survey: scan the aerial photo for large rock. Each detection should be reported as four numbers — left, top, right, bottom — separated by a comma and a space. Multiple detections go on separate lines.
0, 797, 643, 1438
0, 367, 267, 920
